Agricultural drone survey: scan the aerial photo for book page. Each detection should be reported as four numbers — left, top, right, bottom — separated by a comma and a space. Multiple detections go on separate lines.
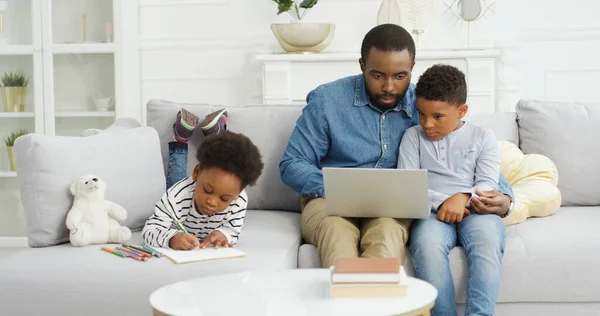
154, 247, 246, 264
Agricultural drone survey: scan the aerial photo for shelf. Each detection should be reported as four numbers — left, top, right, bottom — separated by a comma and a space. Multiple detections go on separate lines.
255, 49, 502, 62
49, 43, 116, 54
0, 171, 17, 178
55, 111, 114, 118
0, 45, 36, 56
0, 113, 35, 118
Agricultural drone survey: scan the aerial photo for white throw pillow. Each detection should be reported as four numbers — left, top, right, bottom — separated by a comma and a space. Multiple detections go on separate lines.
14, 127, 166, 247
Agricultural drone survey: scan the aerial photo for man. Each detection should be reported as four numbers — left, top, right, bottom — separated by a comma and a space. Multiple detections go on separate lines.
279, 24, 514, 269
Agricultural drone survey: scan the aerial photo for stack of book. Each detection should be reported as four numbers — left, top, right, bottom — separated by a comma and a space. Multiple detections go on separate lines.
329, 257, 408, 298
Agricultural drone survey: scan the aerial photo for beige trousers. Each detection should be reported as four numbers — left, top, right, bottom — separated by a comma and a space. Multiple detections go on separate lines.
301, 197, 412, 268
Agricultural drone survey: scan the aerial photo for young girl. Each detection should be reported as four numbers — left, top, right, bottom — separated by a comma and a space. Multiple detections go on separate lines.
142, 117, 264, 250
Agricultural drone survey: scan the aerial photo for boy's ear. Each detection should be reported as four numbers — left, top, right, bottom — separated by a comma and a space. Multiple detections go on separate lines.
458, 104, 468, 118
192, 164, 200, 180
359, 58, 366, 73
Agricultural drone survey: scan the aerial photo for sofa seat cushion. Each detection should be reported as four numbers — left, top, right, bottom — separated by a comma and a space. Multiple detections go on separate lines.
0, 210, 301, 316
298, 207, 600, 303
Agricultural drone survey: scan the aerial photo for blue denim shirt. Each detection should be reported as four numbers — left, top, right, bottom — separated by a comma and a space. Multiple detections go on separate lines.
279, 74, 514, 206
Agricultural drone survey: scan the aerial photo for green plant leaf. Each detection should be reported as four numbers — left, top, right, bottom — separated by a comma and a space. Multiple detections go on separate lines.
299, 0, 318, 9
4, 128, 29, 146
1, 70, 29, 87
273, 0, 294, 15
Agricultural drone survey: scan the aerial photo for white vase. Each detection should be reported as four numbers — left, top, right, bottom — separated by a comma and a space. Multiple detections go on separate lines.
270, 21, 335, 54
376, 0, 402, 25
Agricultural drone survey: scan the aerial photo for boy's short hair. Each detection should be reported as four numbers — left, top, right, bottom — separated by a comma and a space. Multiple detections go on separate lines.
416, 64, 467, 106
195, 131, 264, 188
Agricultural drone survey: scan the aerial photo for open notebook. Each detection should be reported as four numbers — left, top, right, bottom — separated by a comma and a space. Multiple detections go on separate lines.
154, 247, 246, 264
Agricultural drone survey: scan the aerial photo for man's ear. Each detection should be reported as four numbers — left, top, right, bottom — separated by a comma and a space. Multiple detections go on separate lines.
359, 58, 366, 73
70, 182, 78, 196
458, 104, 468, 118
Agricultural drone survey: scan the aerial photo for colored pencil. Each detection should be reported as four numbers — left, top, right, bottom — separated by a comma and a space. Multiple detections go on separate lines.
122, 243, 161, 258
122, 245, 152, 257
117, 247, 148, 262
101, 246, 126, 258
161, 200, 189, 234
143, 245, 164, 257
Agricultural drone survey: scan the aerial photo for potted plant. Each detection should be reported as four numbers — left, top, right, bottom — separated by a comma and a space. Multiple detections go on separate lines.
270, 0, 335, 54
1, 70, 29, 112
4, 128, 28, 171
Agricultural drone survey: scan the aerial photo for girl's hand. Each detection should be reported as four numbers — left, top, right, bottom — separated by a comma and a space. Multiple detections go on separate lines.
199, 230, 230, 249
169, 232, 199, 250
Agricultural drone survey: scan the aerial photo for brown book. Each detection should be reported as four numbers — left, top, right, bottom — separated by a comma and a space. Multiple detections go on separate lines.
331, 257, 401, 284
330, 283, 407, 298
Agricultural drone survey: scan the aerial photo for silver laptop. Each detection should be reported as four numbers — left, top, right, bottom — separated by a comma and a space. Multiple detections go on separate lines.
322, 167, 431, 219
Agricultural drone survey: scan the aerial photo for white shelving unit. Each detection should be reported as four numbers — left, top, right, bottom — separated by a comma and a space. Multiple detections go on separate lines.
0, 0, 140, 243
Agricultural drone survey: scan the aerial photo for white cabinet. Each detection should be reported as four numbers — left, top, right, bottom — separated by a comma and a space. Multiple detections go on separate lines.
0, 0, 139, 240
256, 50, 500, 116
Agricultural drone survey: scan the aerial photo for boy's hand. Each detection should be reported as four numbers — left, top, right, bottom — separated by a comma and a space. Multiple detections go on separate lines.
199, 230, 230, 249
437, 193, 471, 223
169, 232, 199, 250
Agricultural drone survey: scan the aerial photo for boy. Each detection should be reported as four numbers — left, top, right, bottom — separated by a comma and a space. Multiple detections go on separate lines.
142, 130, 264, 250
398, 64, 505, 316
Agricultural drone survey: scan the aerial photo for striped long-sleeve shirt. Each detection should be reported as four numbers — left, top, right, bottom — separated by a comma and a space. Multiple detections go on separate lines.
141, 176, 248, 248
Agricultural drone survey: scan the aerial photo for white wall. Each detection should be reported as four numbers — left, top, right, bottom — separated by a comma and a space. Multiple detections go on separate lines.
137, 0, 600, 117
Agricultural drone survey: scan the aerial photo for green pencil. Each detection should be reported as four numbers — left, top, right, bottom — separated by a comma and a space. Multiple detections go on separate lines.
161, 200, 189, 234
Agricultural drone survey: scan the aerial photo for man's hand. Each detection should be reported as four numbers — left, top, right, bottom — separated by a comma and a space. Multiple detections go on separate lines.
169, 232, 199, 250
199, 230, 230, 249
437, 193, 471, 223
471, 189, 511, 216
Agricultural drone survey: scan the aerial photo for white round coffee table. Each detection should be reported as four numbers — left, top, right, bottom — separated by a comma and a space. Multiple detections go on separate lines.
149, 269, 437, 316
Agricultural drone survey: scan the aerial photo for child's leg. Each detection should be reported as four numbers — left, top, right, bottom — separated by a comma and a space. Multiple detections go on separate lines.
167, 108, 229, 188
409, 214, 458, 316
457, 213, 506, 316
200, 108, 228, 137
166, 142, 188, 189
167, 109, 198, 188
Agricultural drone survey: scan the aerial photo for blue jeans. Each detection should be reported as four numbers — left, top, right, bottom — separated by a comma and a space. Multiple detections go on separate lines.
166, 142, 188, 189
410, 213, 506, 316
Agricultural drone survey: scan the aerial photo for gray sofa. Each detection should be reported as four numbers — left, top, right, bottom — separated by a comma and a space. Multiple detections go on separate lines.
0, 98, 598, 315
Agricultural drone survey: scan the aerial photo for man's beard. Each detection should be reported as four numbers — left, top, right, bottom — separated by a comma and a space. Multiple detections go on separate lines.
370, 92, 404, 110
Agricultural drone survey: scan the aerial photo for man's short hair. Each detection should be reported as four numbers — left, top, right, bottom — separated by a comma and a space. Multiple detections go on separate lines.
361, 24, 416, 63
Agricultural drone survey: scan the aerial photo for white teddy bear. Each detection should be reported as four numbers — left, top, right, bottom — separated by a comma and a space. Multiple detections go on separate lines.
65, 175, 132, 247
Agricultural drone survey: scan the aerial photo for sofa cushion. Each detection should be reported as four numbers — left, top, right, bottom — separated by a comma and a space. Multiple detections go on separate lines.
468, 112, 519, 145
13, 127, 166, 247
516, 99, 600, 206
298, 207, 600, 303
146, 99, 303, 212
499, 141, 562, 225
0, 210, 302, 316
